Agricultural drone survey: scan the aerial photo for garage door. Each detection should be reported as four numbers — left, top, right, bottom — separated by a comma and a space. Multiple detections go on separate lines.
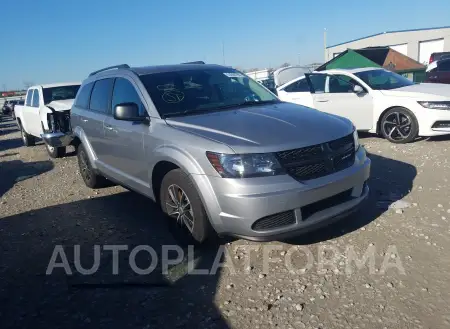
419, 39, 444, 64
390, 44, 408, 56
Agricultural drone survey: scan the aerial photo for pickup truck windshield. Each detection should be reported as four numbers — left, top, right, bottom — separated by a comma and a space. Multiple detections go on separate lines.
354, 69, 414, 90
139, 68, 278, 117
43, 85, 80, 104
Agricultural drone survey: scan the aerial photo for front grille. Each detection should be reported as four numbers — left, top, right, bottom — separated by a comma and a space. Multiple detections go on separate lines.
47, 110, 71, 133
286, 161, 327, 181
276, 133, 355, 181
252, 211, 296, 231
301, 189, 353, 220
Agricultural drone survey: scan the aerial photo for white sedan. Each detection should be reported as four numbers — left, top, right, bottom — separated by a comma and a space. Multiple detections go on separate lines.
276, 67, 450, 143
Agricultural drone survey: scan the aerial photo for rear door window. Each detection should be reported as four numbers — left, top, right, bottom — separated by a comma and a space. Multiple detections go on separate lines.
25, 89, 33, 106
306, 74, 326, 93
89, 79, 114, 113
32, 89, 40, 107
283, 78, 310, 93
74, 82, 94, 109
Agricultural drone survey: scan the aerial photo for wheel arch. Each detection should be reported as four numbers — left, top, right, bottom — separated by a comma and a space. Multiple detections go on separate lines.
73, 126, 98, 169
151, 161, 180, 204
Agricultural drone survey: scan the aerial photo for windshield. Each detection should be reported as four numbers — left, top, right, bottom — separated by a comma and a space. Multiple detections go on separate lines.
42, 85, 80, 104
354, 69, 414, 90
139, 68, 279, 117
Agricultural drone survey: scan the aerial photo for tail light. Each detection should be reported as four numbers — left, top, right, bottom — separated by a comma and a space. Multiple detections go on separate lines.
429, 54, 434, 64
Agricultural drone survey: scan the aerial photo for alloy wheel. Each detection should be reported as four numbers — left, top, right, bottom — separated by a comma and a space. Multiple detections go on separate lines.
382, 112, 412, 141
165, 184, 195, 232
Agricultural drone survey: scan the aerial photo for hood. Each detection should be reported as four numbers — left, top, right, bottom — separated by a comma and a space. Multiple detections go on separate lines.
380, 83, 450, 100
165, 102, 353, 154
46, 99, 74, 112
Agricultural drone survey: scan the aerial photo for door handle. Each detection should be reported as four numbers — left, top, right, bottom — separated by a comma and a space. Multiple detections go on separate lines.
81, 119, 88, 122
104, 125, 113, 131
316, 99, 329, 103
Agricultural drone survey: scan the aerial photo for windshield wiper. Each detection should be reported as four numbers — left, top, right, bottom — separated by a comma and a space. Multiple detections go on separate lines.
164, 100, 279, 118
214, 99, 279, 110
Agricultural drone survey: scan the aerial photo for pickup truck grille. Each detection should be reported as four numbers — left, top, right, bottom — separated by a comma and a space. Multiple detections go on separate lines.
276, 133, 355, 181
47, 110, 71, 133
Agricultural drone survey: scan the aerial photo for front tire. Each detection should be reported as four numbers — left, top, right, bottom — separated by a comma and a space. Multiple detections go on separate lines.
160, 169, 214, 244
46, 143, 66, 158
20, 125, 35, 146
77, 144, 109, 188
380, 107, 418, 143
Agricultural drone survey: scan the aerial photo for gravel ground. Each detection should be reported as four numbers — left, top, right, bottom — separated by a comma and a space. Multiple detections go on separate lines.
1, 114, 450, 329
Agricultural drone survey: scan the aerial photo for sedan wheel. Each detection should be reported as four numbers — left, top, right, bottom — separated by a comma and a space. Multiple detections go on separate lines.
381, 107, 418, 144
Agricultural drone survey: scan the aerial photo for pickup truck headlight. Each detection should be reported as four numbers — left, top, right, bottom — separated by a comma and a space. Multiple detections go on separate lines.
206, 152, 285, 178
353, 129, 360, 151
418, 101, 450, 110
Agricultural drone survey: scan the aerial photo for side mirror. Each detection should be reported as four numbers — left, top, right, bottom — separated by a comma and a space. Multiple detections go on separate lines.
353, 85, 364, 94
113, 103, 144, 121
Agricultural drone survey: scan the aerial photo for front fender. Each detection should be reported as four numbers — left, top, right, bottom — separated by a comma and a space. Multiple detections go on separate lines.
151, 144, 206, 175
150, 144, 223, 231
40, 107, 52, 130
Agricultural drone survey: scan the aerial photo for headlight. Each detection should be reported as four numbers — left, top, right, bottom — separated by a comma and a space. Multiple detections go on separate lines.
353, 129, 360, 151
206, 152, 285, 178
418, 101, 450, 110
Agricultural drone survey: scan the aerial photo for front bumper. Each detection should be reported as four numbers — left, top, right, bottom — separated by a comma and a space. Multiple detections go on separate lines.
417, 107, 450, 136
194, 146, 370, 241
40, 132, 74, 148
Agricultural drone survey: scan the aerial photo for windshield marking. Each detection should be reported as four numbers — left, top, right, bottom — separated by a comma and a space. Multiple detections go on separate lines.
162, 90, 185, 103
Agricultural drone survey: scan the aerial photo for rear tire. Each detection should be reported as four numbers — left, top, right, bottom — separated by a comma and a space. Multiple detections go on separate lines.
20, 124, 35, 146
160, 169, 214, 244
77, 143, 109, 188
380, 107, 418, 144
46, 143, 66, 158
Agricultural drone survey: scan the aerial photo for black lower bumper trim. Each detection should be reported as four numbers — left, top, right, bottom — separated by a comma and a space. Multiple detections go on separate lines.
226, 190, 369, 242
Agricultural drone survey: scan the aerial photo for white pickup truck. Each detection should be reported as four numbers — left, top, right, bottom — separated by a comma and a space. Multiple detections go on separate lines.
14, 82, 81, 157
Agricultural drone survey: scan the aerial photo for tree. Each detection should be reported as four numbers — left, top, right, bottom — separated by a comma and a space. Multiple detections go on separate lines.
280, 63, 290, 68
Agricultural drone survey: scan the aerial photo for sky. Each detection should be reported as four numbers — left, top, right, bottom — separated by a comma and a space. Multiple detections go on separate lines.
1, 0, 450, 90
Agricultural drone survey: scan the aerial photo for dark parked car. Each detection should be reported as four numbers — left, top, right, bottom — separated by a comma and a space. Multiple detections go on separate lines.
425, 58, 450, 84
2, 101, 13, 114
429, 52, 450, 64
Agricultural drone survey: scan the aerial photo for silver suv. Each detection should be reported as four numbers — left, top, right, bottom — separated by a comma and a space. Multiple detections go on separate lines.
67, 63, 370, 243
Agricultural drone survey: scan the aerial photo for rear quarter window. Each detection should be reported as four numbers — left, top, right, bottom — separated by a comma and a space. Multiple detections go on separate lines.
74, 82, 94, 108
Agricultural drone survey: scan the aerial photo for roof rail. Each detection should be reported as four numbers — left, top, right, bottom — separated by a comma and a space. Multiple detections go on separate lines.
89, 64, 130, 77
181, 61, 205, 64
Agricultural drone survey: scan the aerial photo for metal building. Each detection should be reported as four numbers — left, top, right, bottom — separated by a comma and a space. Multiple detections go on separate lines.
326, 26, 450, 65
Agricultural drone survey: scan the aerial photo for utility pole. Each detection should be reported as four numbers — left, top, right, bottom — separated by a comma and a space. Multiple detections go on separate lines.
324, 28, 327, 62
222, 41, 225, 65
